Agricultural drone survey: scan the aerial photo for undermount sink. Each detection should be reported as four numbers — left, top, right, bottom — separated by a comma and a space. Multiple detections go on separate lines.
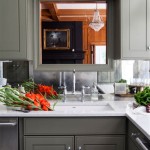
54, 103, 114, 113
59, 93, 104, 101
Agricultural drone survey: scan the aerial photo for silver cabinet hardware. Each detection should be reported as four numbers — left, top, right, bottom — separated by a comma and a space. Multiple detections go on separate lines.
78, 146, 82, 150
131, 133, 148, 150
0, 122, 17, 126
135, 137, 148, 150
67, 146, 71, 150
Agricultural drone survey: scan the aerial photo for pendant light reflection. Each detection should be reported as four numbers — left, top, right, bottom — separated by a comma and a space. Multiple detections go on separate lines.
89, 3, 104, 32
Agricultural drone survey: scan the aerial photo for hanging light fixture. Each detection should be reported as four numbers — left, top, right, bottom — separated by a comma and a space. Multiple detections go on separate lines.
89, 3, 104, 32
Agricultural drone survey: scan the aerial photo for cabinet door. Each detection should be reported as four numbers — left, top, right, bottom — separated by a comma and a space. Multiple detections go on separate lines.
128, 138, 140, 150
121, 0, 150, 59
76, 136, 125, 150
24, 136, 74, 150
0, 0, 33, 60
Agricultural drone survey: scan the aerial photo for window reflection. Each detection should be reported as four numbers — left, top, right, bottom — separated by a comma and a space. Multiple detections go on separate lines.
91, 45, 106, 64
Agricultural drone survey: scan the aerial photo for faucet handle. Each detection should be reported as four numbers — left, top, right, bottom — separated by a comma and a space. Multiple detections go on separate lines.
81, 86, 90, 102
81, 86, 90, 95
58, 86, 67, 102
58, 86, 67, 95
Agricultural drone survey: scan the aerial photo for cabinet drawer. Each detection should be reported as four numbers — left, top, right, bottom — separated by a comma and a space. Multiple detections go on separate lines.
24, 117, 126, 135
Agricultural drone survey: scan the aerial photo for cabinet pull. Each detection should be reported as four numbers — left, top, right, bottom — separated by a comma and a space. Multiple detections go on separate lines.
131, 133, 148, 150
135, 137, 148, 150
0, 122, 17, 126
67, 146, 71, 150
78, 146, 82, 150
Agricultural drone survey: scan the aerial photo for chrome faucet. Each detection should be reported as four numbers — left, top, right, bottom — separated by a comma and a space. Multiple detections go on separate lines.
81, 86, 90, 102
72, 69, 76, 94
62, 85, 67, 102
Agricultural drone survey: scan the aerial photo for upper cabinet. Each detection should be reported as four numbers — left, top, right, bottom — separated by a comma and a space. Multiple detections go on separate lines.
115, 0, 150, 59
0, 0, 33, 60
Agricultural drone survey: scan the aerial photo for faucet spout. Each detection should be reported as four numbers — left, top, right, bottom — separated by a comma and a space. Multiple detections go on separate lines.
72, 69, 76, 94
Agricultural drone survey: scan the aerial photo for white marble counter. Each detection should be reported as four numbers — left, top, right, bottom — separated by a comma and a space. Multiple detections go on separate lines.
0, 94, 150, 141
0, 101, 128, 117
126, 106, 150, 140
0, 94, 133, 117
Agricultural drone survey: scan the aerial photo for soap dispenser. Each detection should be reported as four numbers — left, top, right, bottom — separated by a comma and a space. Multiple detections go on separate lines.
91, 82, 98, 100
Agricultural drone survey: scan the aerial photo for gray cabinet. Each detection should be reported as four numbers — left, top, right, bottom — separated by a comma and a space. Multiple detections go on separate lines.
0, 0, 33, 60
23, 117, 126, 150
115, 0, 150, 59
127, 120, 150, 150
24, 136, 74, 150
76, 136, 125, 150
128, 138, 140, 150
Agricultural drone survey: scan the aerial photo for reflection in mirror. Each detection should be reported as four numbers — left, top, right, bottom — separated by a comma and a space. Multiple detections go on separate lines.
40, 1, 107, 64
91, 45, 106, 64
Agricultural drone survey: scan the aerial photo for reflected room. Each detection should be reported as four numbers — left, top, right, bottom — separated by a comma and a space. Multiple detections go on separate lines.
40, 1, 107, 64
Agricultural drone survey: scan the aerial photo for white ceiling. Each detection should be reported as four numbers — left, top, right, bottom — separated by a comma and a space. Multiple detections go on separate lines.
56, 3, 107, 9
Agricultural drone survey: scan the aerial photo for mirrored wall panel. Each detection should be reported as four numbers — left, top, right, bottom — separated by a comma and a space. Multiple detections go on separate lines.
40, 1, 107, 64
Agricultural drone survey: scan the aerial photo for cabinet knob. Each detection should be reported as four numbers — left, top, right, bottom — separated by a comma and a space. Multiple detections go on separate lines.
67, 146, 71, 150
78, 146, 82, 150
147, 46, 150, 50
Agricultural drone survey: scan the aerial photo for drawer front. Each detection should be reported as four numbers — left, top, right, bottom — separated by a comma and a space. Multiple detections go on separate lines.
24, 117, 126, 135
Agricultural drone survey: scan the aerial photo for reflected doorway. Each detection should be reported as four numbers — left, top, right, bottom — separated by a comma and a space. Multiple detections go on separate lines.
91, 45, 106, 64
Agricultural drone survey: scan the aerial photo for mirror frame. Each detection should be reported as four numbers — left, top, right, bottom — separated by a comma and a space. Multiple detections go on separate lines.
34, 0, 114, 71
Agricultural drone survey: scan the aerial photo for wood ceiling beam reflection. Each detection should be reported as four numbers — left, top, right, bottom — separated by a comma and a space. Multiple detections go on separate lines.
41, 3, 106, 22
58, 16, 106, 22
46, 3, 59, 21
57, 9, 106, 16
57, 9, 106, 21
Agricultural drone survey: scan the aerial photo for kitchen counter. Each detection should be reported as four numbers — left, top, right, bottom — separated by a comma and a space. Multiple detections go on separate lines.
0, 94, 150, 141
0, 94, 133, 117
126, 106, 150, 140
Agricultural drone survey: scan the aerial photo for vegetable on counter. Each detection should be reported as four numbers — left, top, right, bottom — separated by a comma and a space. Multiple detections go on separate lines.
22, 81, 61, 100
134, 86, 150, 112
0, 87, 55, 111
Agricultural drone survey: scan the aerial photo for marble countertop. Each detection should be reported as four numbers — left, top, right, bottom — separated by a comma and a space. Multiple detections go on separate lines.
126, 105, 150, 140
0, 94, 132, 117
0, 94, 150, 140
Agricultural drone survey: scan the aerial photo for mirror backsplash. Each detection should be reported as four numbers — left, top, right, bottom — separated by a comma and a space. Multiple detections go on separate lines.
2, 60, 150, 90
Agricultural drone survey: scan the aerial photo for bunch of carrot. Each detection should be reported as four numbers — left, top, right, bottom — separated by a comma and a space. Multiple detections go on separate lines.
22, 81, 60, 99
0, 87, 53, 111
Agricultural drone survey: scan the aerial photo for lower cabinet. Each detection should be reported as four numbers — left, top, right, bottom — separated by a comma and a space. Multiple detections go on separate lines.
127, 120, 150, 150
23, 117, 126, 150
128, 137, 140, 150
24, 136, 74, 150
76, 136, 125, 150
24, 135, 125, 150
